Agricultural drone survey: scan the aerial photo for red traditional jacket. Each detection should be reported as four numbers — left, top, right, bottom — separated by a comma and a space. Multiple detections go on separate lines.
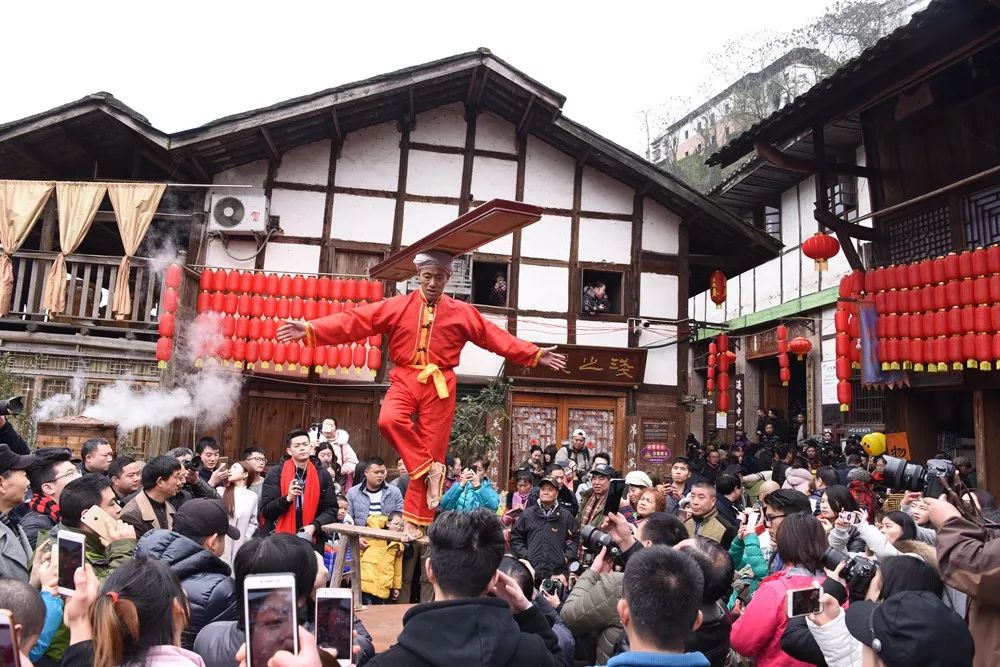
305, 290, 542, 394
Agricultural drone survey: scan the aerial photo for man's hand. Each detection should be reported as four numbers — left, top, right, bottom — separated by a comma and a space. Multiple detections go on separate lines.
541, 590, 561, 608
491, 570, 532, 613
37, 550, 58, 593
185, 468, 199, 486
901, 491, 923, 508
237, 626, 325, 667
601, 513, 636, 551
470, 469, 482, 489
590, 546, 614, 575
302, 524, 317, 538
807, 593, 842, 627
64, 563, 99, 639
924, 496, 962, 528
286, 481, 303, 503
277, 319, 308, 343
0, 415, 6, 429
108, 519, 136, 543
209, 467, 230, 487
537, 346, 567, 372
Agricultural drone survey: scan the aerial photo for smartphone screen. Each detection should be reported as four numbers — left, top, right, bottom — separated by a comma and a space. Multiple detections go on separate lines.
315, 593, 352, 664
786, 586, 822, 617
605, 478, 626, 516
0, 610, 20, 667
246, 585, 297, 667
57, 534, 85, 594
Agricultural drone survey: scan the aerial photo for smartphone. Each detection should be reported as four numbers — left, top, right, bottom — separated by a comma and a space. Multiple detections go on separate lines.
81, 506, 117, 545
785, 585, 822, 618
218, 457, 229, 469
0, 609, 22, 667
244, 574, 298, 667
744, 509, 759, 530
314, 588, 353, 666
56, 531, 86, 596
605, 478, 627, 516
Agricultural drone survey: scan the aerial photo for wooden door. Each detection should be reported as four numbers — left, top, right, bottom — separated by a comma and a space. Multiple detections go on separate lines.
762, 365, 788, 421
243, 389, 308, 463
311, 391, 384, 462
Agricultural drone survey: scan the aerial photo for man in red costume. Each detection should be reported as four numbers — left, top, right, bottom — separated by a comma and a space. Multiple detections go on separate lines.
278, 250, 567, 539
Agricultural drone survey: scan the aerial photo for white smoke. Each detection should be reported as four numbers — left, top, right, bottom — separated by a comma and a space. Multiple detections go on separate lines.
35, 376, 86, 422
82, 308, 244, 434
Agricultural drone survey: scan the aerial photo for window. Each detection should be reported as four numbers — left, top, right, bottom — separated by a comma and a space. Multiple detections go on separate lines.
471, 261, 509, 307
764, 205, 781, 240
828, 176, 858, 221
580, 269, 624, 316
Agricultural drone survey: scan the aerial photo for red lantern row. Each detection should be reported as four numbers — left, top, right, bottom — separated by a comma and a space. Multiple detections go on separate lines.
864, 248, 1000, 295
716, 334, 730, 417
196, 293, 374, 319
156, 262, 183, 369
198, 269, 385, 303
776, 324, 790, 387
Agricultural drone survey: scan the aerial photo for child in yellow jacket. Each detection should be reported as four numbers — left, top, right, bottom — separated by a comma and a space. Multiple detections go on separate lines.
360, 512, 405, 605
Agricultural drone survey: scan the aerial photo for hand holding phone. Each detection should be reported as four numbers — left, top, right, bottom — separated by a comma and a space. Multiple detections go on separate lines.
786, 585, 822, 618
286, 480, 303, 503
315, 588, 353, 666
56, 531, 86, 596
245, 574, 298, 667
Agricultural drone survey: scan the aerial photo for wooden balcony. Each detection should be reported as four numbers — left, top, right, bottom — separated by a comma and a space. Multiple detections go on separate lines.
3, 251, 177, 340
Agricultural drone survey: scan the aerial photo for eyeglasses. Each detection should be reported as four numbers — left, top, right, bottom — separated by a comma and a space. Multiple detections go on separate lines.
763, 513, 786, 526
45, 469, 80, 485
245, 456, 266, 462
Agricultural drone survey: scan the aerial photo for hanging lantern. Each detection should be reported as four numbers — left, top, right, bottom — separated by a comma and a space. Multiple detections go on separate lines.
273, 342, 288, 371
317, 276, 332, 299
352, 344, 367, 374
717, 391, 730, 415
988, 245, 1000, 275
278, 275, 292, 298
964, 332, 978, 369
706, 377, 716, 393
299, 345, 313, 375
801, 232, 841, 271
286, 341, 300, 371
197, 291, 211, 314
261, 319, 277, 341
356, 280, 370, 302
199, 269, 215, 292
248, 318, 262, 341
237, 293, 251, 316
318, 300, 330, 318
222, 315, 236, 338
837, 380, 852, 412
370, 281, 385, 301
211, 291, 225, 313
245, 340, 259, 370
263, 297, 277, 319
224, 270, 240, 293
718, 373, 730, 392
232, 339, 247, 369
304, 276, 318, 300
911, 338, 925, 372
976, 333, 992, 372
235, 316, 249, 339
709, 270, 727, 309
277, 299, 290, 320
250, 295, 264, 318
164, 263, 182, 291
314, 345, 328, 373
788, 336, 812, 360
238, 271, 252, 294
155, 337, 173, 369
224, 293, 238, 315
259, 340, 274, 368
331, 279, 345, 300
161, 288, 178, 314
337, 344, 352, 371
367, 347, 382, 377
779, 366, 791, 386
158, 312, 175, 338
345, 280, 359, 301
291, 297, 304, 320
304, 299, 317, 321
218, 338, 233, 366
265, 273, 280, 297
252, 272, 266, 295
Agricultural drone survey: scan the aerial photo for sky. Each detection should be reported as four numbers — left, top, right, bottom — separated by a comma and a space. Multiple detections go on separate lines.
3, 1, 836, 155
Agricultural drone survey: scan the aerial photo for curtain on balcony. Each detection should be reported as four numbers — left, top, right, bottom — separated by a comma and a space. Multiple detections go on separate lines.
108, 183, 165, 320
0, 180, 55, 316
42, 182, 107, 314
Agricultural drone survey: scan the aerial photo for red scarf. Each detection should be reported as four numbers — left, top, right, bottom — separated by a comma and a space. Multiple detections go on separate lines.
28, 493, 60, 523
275, 459, 320, 535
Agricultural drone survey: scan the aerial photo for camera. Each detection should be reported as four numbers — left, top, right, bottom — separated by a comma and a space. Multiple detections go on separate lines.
183, 457, 203, 471
580, 525, 621, 559
822, 547, 878, 599
0, 396, 23, 417
541, 577, 564, 597
882, 455, 956, 498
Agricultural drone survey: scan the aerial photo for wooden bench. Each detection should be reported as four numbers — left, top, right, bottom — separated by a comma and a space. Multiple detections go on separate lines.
321, 523, 429, 609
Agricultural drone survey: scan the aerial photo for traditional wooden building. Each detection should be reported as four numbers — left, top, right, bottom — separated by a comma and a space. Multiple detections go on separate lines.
0, 50, 779, 479
702, 0, 1000, 492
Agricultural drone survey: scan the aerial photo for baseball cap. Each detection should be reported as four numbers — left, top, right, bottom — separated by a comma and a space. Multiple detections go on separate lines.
173, 499, 241, 540
572, 429, 587, 439
590, 464, 618, 479
845, 591, 973, 666
0, 444, 35, 475
538, 477, 559, 489
624, 471, 653, 488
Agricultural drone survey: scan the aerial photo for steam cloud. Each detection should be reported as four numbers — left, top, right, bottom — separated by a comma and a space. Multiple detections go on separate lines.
34, 376, 86, 422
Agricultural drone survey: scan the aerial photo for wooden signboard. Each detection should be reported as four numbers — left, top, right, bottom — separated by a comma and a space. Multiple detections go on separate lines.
746, 322, 810, 360
505, 344, 647, 387
886, 432, 911, 459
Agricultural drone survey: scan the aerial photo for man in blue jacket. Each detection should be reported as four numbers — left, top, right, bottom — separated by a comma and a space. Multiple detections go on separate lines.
346, 457, 404, 525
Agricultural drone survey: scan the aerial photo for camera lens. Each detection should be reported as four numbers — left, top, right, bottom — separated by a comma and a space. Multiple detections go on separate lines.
882, 455, 926, 492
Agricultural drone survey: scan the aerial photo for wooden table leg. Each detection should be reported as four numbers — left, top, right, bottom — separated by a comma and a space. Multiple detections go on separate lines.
330, 536, 348, 587
349, 535, 364, 610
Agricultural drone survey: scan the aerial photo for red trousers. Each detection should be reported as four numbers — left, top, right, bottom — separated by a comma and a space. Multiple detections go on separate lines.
378, 366, 457, 526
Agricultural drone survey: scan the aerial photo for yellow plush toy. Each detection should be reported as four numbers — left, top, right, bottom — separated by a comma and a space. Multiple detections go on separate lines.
861, 432, 886, 457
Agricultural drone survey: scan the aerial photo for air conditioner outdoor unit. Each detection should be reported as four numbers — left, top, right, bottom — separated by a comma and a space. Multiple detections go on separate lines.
207, 194, 269, 235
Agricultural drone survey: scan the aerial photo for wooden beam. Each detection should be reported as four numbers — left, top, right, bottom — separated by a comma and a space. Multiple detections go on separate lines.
568, 162, 583, 345
4, 139, 59, 175
458, 107, 477, 215
628, 193, 643, 347
391, 122, 411, 253
509, 132, 527, 335
754, 141, 877, 178
187, 155, 211, 183
319, 137, 340, 271
329, 108, 343, 144
407, 86, 416, 129
259, 127, 281, 162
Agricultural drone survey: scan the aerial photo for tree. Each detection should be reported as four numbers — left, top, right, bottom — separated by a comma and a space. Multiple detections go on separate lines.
448, 379, 509, 465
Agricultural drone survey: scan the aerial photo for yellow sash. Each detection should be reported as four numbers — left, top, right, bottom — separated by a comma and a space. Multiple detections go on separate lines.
410, 363, 449, 399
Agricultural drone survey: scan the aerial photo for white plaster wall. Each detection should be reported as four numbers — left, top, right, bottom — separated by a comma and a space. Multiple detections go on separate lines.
205, 238, 257, 271
275, 140, 331, 186
471, 156, 516, 201
727, 275, 742, 320
454, 313, 508, 377
755, 256, 782, 311
581, 166, 633, 214
578, 217, 632, 264
475, 112, 516, 153
411, 102, 467, 148
740, 268, 756, 315
702, 293, 726, 324
407, 151, 463, 198
639, 326, 678, 386
798, 175, 817, 239
523, 136, 574, 209
802, 249, 821, 295
516, 316, 567, 344
780, 185, 801, 249
642, 198, 680, 254
212, 160, 268, 189
639, 272, 679, 320
782, 251, 801, 303
575, 319, 629, 348
330, 194, 395, 244
521, 215, 571, 261
269, 189, 326, 237
820, 306, 838, 339
401, 201, 457, 246
336, 122, 400, 191
478, 233, 512, 255
518, 264, 568, 312
262, 243, 321, 274
856, 147, 871, 219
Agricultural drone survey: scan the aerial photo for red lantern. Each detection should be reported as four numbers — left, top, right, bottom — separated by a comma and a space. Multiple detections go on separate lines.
345, 280, 359, 301
709, 270, 727, 309
245, 340, 259, 370
317, 276, 332, 299
277, 299, 290, 320
158, 312, 175, 338
250, 295, 264, 318
944, 253, 960, 281
291, 297, 303, 320
717, 391, 730, 414
788, 336, 812, 360
718, 333, 729, 354
299, 345, 313, 375
370, 281, 385, 301
278, 275, 292, 298
706, 378, 715, 394
959, 251, 975, 279
197, 291, 211, 314
199, 269, 214, 291
232, 339, 246, 369
155, 337, 173, 369
994, 333, 1000, 368
911, 338, 925, 372
304, 299, 317, 321
836, 357, 851, 381
211, 291, 225, 313
273, 342, 288, 371
248, 318, 262, 341
291, 274, 306, 299
317, 300, 330, 318
223, 270, 239, 293
718, 373, 730, 392
161, 288, 178, 314
164, 263, 182, 290
235, 316, 249, 339
313, 345, 327, 373
222, 315, 236, 338
837, 380, 851, 412
237, 293, 251, 316
265, 273, 280, 296
918, 259, 933, 287
223, 292, 237, 315
210, 270, 226, 293
331, 279, 345, 300
835, 308, 850, 333
976, 333, 992, 371
802, 232, 840, 271
252, 272, 266, 295
337, 345, 352, 370
973, 247, 989, 277
286, 341, 300, 370
779, 366, 791, 386
949, 335, 964, 371
261, 319, 277, 340
218, 338, 233, 365
989, 245, 1000, 275
933, 336, 949, 372
304, 276, 318, 299
369, 335, 382, 348
259, 340, 274, 368
367, 347, 382, 376
239, 271, 253, 294
352, 344, 367, 374
964, 332, 978, 369
356, 280, 370, 302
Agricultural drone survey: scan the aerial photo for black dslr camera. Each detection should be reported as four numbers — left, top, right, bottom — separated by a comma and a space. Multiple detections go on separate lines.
0, 397, 23, 417
822, 547, 877, 599
882, 455, 956, 498
580, 525, 621, 560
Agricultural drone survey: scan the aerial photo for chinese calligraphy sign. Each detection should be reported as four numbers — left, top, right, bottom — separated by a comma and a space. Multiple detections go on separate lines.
506, 344, 647, 387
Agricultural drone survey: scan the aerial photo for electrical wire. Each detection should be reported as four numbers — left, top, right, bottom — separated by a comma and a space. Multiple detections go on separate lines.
217, 228, 278, 263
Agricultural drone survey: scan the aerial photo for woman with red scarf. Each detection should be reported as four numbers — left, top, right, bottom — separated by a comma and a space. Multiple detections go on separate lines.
260, 428, 338, 550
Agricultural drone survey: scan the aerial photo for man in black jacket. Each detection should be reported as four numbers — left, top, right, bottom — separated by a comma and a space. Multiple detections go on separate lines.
367, 509, 564, 667
135, 498, 240, 649
511, 477, 580, 582
260, 428, 337, 552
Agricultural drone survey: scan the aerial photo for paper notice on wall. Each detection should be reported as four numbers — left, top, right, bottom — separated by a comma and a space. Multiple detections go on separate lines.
821, 359, 838, 405
716, 412, 728, 429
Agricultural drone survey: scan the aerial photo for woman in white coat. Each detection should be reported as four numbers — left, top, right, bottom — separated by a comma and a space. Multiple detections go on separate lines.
218, 462, 258, 569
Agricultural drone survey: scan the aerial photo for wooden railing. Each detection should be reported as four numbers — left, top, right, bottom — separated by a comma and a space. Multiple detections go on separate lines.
6, 251, 168, 334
